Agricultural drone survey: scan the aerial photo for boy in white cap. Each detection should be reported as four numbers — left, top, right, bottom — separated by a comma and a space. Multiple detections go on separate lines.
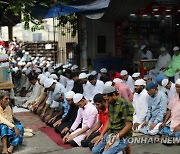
41, 78, 66, 123
133, 79, 149, 132
149, 47, 171, 81
54, 91, 79, 138
161, 79, 176, 101
62, 93, 98, 147
120, 70, 134, 92
159, 79, 180, 138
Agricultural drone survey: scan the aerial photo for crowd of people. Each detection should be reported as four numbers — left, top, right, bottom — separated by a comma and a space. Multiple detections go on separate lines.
0, 44, 180, 154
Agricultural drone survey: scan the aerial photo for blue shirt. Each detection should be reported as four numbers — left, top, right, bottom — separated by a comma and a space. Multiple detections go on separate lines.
145, 91, 167, 124
61, 99, 70, 118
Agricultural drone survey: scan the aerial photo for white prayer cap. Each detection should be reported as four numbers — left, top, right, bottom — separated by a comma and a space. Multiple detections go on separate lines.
49, 74, 58, 80
132, 72, 140, 78
17, 57, 21, 61
68, 63, 72, 67
175, 79, 180, 85
46, 63, 51, 68
73, 93, 83, 104
31, 57, 35, 60
134, 79, 146, 86
47, 58, 51, 61
105, 81, 113, 86
65, 91, 75, 99
35, 68, 42, 73
63, 64, 68, 69
40, 76, 48, 85
42, 61, 46, 64
140, 45, 146, 50
79, 73, 88, 79
44, 78, 56, 88
22, 67, 27, 73
25, 52, 29, 55
50, 61, 54, 64
100, 68, 107, 73
113, 78, 123, 83
25, 69, 31, 75
33, 60, 37, 65
39, 63, 44, 67
13, 67, 19, 73
120, 70, 128, 76
38, 74, 44, 79
48, 68, 55, 73
162, 79, 169, 87
173, 46, 179, 51
35, 57, 39, 60
45, 72, 51, 77
22, 50, 25, 53
102, 86, 116, 94
71, 65, 78, 70
18, 61, 23, 66
91, 70, 97, 76
160, 47, 166, 52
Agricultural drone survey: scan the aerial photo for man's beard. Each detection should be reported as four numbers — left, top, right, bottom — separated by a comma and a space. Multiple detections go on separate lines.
135, 88, 143, 94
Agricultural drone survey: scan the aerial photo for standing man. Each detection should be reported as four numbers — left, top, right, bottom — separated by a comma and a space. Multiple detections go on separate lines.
92, 86, 134, 154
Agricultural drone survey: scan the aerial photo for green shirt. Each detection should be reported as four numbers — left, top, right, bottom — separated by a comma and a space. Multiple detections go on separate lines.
108, 96, 134, 138
164, 54, 180, 77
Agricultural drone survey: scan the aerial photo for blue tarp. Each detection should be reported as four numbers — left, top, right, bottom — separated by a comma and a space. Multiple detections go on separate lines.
45, 4, 80, 18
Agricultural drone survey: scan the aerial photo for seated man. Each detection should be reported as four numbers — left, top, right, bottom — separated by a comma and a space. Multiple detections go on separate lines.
133, 79, 149, 132
140, 81, 168, 135
161, 79, 176, 102
92, 86, 134, 154
163, 46, 180, 82
41, 78, 66, 123
14, 75, 41, 108
63, 93, 98, 147
149, 47, 171, 81
113, 78, 133, 102
47, 92, 69, 127
54, 91, 79, 137
28, 75, 47, 112
0, 90, 24, 154
81, 93, 108, 150
159, 79, 180, 137
120, 70, 134, 92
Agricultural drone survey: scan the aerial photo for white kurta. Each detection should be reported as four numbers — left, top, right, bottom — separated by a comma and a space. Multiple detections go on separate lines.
46, 82, 67, 108
123, 75, 134, 92
66, 79, 74, 91
149, 53, 171, 81
83, 81, 93, 101
59, 75, 68, 88
141, 50, 153, 59
166, 83, 176, 102
89, 80, 105, 101
133, 89, 149, 124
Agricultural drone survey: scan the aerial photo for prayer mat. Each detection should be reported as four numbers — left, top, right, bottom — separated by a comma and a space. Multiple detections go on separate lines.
14, 112, 46, 132
39, 126, 73, 149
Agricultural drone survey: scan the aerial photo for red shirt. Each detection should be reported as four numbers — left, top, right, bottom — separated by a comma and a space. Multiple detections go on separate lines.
110, 72, 121, 81
98, 108, 109, 133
